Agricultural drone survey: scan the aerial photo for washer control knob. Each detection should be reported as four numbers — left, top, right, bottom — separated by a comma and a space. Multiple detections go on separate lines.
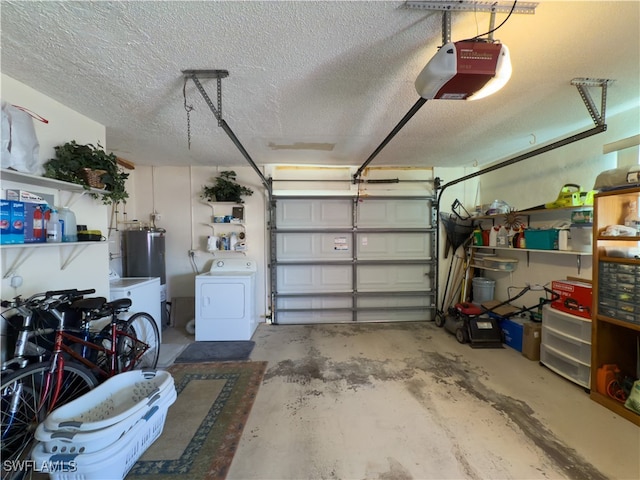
216, 260, 225, 268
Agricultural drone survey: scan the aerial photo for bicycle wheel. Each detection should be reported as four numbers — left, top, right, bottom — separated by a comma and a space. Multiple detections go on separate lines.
1, 362, 97, 480
117, 312, 160, 371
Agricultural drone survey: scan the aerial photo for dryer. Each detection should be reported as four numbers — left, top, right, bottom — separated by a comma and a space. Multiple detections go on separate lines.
195, 259, 257, 341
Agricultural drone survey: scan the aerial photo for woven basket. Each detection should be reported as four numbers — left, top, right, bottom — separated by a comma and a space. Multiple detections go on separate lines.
80, 168, 107, 189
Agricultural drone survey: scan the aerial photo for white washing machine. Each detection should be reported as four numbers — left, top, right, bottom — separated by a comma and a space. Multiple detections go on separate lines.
195, 259, 258, 341
109, 277, 162, 342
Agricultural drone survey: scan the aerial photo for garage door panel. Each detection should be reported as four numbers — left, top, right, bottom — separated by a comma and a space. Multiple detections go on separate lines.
357, 310, 433, 322
277, 199, 351, 228
278, 233, 352, 260
277, 265, 352, 293
276, 311, 353, 324
357, 295, 431, 308
357, 199, 431, 228
356, 265, 431, 291
272, 194, 436, 324
277, 296, 351, 310
357, 233, 431, 259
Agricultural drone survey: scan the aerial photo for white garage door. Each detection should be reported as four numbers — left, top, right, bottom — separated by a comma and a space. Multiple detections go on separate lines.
271, 195, 436, 324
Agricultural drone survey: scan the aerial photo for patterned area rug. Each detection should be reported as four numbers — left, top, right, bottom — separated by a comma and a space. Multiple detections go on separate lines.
128, 361, 267, 480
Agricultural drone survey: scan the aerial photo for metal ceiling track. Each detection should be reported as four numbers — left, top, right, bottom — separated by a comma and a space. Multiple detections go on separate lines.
404, 1, 538, 15
182, 69, 271, 193
433, 77, 612, 319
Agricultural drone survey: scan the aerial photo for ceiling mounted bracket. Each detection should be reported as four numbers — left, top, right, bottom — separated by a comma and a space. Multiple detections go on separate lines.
182, 69, 229, 127
181, 69, 271, 193
404, 1, 538, 15
407, 0, 537, 42
571, 78, 613, 128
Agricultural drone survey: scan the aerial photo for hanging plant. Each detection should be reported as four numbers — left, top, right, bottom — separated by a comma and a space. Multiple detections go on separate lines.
43, 141, 129, 205
201, 170, 253, 203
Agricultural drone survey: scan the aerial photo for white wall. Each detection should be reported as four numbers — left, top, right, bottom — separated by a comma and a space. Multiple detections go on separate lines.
1, 74, 110, 299
123, 165, 269, 321
465, 104, 639, 307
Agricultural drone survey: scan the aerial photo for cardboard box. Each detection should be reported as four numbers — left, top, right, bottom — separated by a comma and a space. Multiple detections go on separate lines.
522, 322, 542, 361
0, 200, 25, 244
5, 189, 55, 206
551, 279, 592, 319
500, 317, 524, 352
0, 200, 11, 244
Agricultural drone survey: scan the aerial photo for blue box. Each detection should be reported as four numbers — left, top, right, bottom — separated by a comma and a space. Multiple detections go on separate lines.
9, 201, 25, 244
0, 200, 10, 244
1, 200, 25, 244
500, 318, 524, 352
524, 229, 559, 250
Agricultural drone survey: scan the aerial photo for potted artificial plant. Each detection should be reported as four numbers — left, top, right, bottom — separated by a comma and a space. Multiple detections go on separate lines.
201, 170, 253, 203
43, 141, 129, 204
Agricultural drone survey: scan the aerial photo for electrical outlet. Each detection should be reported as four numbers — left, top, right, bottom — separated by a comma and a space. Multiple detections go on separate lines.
188, 249, 199, 257
151, 213, 162, 222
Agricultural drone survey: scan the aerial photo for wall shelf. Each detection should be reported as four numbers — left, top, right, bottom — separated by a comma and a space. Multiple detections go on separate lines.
1, 169, 107, 208
1, 242, 107, 277
471, 245, 590, 273
591, 186, 640, 426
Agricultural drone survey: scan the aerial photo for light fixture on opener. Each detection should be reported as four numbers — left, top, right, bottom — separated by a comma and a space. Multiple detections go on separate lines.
415, 40, 512, 101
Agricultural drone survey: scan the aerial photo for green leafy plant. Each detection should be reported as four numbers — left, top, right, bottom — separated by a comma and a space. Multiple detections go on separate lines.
201, 170, 253, 203
43, 141, 129, 204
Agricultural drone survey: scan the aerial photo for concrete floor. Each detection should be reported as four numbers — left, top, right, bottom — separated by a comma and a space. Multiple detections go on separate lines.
161, 322, 639, 480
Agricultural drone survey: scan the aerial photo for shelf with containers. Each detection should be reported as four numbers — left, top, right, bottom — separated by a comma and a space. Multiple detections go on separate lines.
1, 169, 109, 275
590, 186, 640, 425
203, 202, 247, 253
471, 205, 593, 274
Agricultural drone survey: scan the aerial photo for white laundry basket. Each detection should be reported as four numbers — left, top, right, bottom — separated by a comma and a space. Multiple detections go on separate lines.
31, 396, 174, 480
31, 369, 176, 480
42, 369, 173, 432
35, 386, 176, 454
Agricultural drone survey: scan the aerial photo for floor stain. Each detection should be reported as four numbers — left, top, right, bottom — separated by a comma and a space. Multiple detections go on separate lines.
260, 323, 606, 480
373, 457, 413, 480
408, 351, 607, 480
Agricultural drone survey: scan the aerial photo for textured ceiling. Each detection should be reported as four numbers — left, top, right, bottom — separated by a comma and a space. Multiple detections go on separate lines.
1, 1, 638, 169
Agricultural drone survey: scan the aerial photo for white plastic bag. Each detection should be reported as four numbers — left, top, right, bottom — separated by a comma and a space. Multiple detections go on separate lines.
0, 101, 40, 173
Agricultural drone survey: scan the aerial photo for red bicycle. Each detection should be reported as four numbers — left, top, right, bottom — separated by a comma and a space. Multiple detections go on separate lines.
1, 288, 160, 480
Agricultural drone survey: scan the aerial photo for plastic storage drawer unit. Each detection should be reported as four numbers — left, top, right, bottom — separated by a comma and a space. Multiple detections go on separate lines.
540, 344, 591, 389
541, 326, 591, 365
542, 305, 591, 343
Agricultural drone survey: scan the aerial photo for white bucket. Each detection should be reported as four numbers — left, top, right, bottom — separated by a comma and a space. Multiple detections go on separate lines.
472, 277, 495, 305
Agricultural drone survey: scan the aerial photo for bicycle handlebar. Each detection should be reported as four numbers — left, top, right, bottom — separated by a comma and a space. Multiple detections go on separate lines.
2, 288, 97, 312
45, 288, 96, 298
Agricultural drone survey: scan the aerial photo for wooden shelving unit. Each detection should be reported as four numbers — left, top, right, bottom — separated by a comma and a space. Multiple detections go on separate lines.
590, 186, 640, 426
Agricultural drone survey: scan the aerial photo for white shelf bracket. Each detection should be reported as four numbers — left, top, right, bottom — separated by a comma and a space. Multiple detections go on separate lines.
3, 247, 37, 278
60, 244, 91, 270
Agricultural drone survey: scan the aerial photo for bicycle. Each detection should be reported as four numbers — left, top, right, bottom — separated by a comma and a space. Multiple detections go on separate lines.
1, 289, 160, 480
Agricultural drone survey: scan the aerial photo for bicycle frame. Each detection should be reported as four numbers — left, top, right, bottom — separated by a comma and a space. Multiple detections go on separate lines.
38, 314, 150, 415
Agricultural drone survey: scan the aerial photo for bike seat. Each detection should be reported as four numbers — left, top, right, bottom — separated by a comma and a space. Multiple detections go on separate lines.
105, 298, 133, 312
70, 297, 107, 311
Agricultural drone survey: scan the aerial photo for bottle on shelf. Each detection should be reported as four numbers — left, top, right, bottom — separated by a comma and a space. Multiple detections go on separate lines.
46, 209, 61, 243
59, 206, 78, 242
496, 225, 509, 247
